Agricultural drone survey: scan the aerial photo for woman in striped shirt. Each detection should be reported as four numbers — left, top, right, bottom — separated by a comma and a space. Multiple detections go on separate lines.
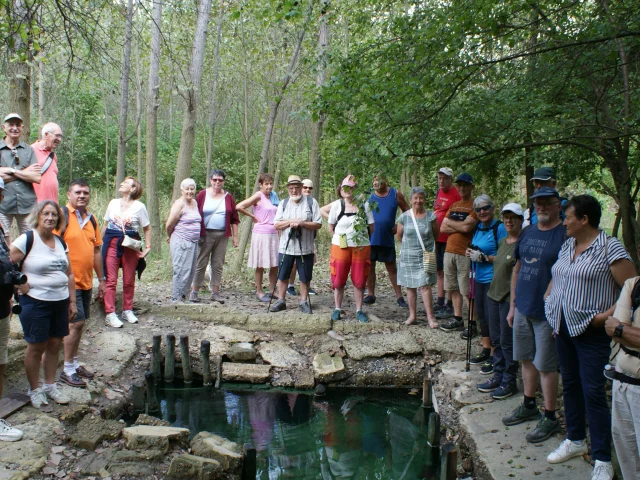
544, 195, 635, 480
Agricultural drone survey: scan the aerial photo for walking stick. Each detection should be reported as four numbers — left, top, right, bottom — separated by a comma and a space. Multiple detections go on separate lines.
465, 261, 476, 372
267, 228, 295, 313
297, 233, 312, 313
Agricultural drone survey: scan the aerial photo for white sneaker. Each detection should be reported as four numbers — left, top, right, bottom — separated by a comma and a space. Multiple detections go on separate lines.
29, 388, 49, 408
592, 460, 614, 480
0, 419, 23, 442
122, 310, 138, 324
547, 438, 588, 464
105, 313, 123, 328
44, 384, 70, 405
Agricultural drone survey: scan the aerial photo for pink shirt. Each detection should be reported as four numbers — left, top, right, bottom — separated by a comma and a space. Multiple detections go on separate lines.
252, 192, 277, 235
31, 141, 59, 203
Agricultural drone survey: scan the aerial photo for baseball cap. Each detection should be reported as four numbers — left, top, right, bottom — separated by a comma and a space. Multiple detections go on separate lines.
530, 167, 556, 181
438, 167, 453, 177
341, 175, 357, 188
302, 179, 313, 188
286, 175, 303, 186
3, 113, 23, 124
529, 187, 560, 200
501, 203, 523, 216
455, 173, 474, 185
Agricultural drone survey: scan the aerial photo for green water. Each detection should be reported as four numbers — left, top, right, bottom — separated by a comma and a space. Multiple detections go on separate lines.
152, 385, 440, 479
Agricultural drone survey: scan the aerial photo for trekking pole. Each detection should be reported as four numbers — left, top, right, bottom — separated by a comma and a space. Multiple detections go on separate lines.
297, 232, 312, 313
465, 261, 476, 372
267, 229, 294, 313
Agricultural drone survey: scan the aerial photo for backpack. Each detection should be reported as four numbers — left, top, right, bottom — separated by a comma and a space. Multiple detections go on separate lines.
59, 206, 98, 238
282, 196, 316, 238
476, 220, 503, 250
19, 230, 67, 270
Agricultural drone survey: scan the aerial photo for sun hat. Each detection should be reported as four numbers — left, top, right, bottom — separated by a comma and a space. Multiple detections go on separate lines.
286, 175, 303, 186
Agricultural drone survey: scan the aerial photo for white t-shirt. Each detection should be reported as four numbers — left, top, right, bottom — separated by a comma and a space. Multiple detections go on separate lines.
273, 197, 322, 255
13, 231, 69, 301
104, 199, 150, 232
328, 200, 375, 247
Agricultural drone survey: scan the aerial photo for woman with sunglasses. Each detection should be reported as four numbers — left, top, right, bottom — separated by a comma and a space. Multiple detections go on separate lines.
190, 169, 240, 303
465, 194, 507, 373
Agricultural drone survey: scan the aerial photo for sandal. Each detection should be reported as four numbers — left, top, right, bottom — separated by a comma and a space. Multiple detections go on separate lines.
256, 293, 270, 302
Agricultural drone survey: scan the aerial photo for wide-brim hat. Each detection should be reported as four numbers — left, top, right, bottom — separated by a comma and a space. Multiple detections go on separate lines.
286, 175, 303, 186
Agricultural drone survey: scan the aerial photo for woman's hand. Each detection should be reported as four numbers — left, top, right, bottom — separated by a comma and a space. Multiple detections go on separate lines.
232, 236, 239, 248
139, 245, 151, 259
252, 215, 259, 224
17, 283, 30, 295
68, 302, 78, 322
507, 306, 514, 327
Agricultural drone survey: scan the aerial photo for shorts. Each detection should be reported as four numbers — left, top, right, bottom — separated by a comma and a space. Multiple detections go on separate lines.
0, 315, 9, 365
277, 253, 314, 284
370, 245, 396, 264
330, 245, 371, 289
75, 289, 92, 322
18, 295, 70, 344
435, 242, 446, 271
443, 252, 470, 296
512, 308, 558, 372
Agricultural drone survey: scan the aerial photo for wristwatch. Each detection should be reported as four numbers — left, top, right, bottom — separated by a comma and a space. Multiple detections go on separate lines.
10, 168, 16, 175
614, 323, 625, 338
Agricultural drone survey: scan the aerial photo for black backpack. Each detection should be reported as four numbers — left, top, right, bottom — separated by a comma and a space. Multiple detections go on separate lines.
476, 220, 503, 250
282, 196, 317, 238
59, 206, 98, 238
19, 230, 67, 270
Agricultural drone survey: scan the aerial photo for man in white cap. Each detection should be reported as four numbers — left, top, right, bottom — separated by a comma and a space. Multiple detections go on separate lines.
0, 113, 41, 241
32, 122, 63, 203
287, 178, 318, 296
270, 175, 322, 314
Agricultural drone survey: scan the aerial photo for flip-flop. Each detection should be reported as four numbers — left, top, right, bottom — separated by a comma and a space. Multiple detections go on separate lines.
256, 293, 271, 302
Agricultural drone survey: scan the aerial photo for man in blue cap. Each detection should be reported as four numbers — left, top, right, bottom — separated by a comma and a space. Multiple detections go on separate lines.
524, 167, 567, 226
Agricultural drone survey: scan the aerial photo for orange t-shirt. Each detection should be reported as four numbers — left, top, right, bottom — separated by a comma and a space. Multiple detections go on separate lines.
59, 205, 103, 290
444, 200, 478, 255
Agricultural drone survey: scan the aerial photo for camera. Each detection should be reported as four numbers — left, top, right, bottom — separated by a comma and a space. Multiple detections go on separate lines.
0, 257, 27, 286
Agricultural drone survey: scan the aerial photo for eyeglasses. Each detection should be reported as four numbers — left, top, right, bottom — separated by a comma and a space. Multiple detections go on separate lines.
534, 200, 559, 208
46, 132, 63, 139
211, 178, 224, 183
474, 205, 493, 213
302, 187, 313, 190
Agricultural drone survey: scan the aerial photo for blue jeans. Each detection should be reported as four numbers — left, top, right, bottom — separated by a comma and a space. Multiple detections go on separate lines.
487, 297, 518, 386
556, 316, 611, 462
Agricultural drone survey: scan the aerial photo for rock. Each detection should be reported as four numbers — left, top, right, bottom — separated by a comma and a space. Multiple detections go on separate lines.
259, 342, 305, 367
222, 363, 270, 383
122, 426, 189, 454
343, 330, 422, 360
201, 325, 254, 343
271, 370, 294, 387
228, 342, 256, 362
111, 449, 164, 462
78, 449, 116, 475
313, 353, 345, 381
69, 414, 125, 451
294, 369, 315, 389
86, 331, 137, 378
168, 454, 222, 479
134, 414, 171, 427
190, 432, 243, 471
245, 313, 331, 334
108, 462, 157, 477
50, 453, 63, 466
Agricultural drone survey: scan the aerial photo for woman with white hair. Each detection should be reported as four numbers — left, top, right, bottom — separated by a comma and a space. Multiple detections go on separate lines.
166, 178, 201, 303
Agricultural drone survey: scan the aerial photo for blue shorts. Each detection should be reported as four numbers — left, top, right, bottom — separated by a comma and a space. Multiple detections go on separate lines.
370, 245, 396, 263
277, 253, 314, 284
75, 289, 92, 323
19, 295, 69, 343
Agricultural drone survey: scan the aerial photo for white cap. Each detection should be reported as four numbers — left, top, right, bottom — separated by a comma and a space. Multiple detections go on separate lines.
501, 203, 524, 217
438, 167, 453, 177
2, 113, 23, 123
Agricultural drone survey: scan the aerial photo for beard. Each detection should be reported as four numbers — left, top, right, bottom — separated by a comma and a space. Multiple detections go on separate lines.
536, 212, 551, 224
290, 194, 302, 202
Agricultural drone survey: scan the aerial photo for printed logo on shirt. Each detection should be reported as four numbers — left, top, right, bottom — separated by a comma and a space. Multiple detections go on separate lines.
518, 237, 551, 281
449, 210, 469, 222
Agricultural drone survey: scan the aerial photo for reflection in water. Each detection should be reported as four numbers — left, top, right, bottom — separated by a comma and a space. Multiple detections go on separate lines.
153, 387, 436, 479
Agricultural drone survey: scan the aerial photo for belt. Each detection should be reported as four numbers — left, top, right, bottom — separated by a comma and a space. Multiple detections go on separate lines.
621, 345, 640, 359
613, 371, 640, 386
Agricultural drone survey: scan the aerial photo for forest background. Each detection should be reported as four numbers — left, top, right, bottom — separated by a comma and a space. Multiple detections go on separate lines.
1, 0, 639, 281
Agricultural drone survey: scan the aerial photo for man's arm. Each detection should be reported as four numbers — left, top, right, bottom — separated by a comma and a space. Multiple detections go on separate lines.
507, 259, 521, 327
396, 191, 409, 212
13, 163, 42, 184
605, 317, 640, 349
441, 215, 477, 234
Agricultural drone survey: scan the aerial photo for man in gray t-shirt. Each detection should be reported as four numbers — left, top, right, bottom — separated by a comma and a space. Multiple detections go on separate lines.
270, 175, 322, 314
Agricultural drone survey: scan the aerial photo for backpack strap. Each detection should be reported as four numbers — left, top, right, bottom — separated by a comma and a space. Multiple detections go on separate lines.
335, 199, 346, 225
40, 152, 55, 175
282, 198, 289, 211
60, 205, 98, 238
491, 220, 503, 248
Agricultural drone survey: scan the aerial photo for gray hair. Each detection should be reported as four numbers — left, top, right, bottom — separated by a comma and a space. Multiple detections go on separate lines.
27, 200, 67, 231
41, 122, 61, 138
410, 186, 426, 198
473, 194, 494, 209
180, 178, 196, 190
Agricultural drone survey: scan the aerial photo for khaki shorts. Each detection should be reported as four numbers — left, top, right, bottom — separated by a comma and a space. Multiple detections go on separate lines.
444, 252, 470, 296
0, 315, 10, 365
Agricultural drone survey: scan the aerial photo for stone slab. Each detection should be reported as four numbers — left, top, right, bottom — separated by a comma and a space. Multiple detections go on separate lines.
69, 414, 125, 451
271, 368, 315, 389
155, 304, 248, 325
190, 432, 243, 471
258, 342, 305, 367
313, 353, 345, 382
122, 425, 189, 453
168, 454, 222, 480
85, 331, 137, 378
201, 325, 254, 343
228, 342, 256, 362
245, 313, 331, 334
222, 363, 271, 384
343, 330, 422, 360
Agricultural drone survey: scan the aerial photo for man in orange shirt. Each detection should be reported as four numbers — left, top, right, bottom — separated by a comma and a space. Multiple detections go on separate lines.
59, 179, 106, 387
32, 122, 62, 203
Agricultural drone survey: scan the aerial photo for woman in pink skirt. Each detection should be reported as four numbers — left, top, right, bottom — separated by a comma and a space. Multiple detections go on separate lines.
236, 173, 280, 302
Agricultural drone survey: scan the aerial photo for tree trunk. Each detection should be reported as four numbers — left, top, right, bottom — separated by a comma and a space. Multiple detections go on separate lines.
171, 0, 213, 200
116, 0, 135, 190
135, 14, 144, 181
38, 58, 45, 125
8, 0, 33, 141
103, 95, 110, 198
205, 0, 225, 184
145, 0, 163, 254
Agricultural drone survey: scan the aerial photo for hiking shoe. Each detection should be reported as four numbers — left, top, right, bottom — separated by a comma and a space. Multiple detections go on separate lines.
363, 295, 376, 305
331, 309, 341, 321
592, 460, 614, 480
502, 403, 541, 426
210, 292, 225, 304
435, 306, 454, 319
439, 318, 464, 332
188, 290, 200, 303
470, 351, 490, 365
526, 416, 561, 443
397, 297, 409, 309
270, 300, 287, 312
29, 388, 49, 408
308, 288, 318, 295
287, 286, 297, 296
460, 322, 478, 339
105, 313, 123, 328
76, 365, 95, 379
356, 310, 369, 323
60, 371, 87, 388
45, 384, 70, 405
491, 383, 518, 400
299, 301, 312, 314
547, 438, 587, 464
122, 310, 139, 324
477, 377, 500, 393
0, 419, 23, 442
480, 360, 494, 375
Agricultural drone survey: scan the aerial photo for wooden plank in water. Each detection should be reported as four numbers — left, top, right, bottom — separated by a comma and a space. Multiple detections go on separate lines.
0, 393, 30, 419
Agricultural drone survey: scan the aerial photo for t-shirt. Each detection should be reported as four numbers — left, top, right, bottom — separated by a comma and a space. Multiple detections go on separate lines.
104, 199, 150, 232
328, 201, 374, 247
433, 187, 461, 243
471, 220, 508, 284
444, 200, 478, 256
60, 205, 103, 290
273, 197, 322, 255
514, 223, 566, 319
488, 238, 517, 303
13, 231, 69, 301
31, 142, 59, 203
369, 188, 399, 248
203, 193, 227, 230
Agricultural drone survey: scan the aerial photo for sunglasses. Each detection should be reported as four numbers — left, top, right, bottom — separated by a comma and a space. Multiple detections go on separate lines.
211, 178, 224, 183
302, 186, 313, 190
10, 148, 19, 166
474, 205, 493, 213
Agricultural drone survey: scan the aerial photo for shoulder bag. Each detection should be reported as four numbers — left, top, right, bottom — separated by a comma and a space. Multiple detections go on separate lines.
409, 209, 436, 276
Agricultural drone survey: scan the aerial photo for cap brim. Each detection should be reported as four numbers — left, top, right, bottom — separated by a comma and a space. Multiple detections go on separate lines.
530, 176, 552, 181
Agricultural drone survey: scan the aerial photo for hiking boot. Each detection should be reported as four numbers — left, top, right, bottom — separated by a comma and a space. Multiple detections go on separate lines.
122, 310, 139, 324
547, 438, 587, 464
0, 419, 23, 442
188, 290, 200, 303
526, 416, 561, 443
591, 460, 614, 480
397, 297, 409, 309
105, 313, 123, 328
210, 291, 225, 304
439, 318, 464, 332
470, 351, 490, 365
45, 384, 70, 405
460, 323, 478, 339
502, 403, 541, 426
435, 306, 454, 319
299, 301, 312, 314
480, 360, 495, 375
491, 383, 518, 400
76, 365, 95, 379
356, 310, 369, 323
59, 371, 87, 388
331, 309, 341, 321
363, 295, 376, 305
270, 300, 287, 312
477, 377, 500, 393
287, 286, 297, 296
29, 388, 49, 408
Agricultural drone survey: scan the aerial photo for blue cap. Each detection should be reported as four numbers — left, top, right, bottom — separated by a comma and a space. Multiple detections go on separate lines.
529, 186, 559, 199
455, 173, 474, 185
